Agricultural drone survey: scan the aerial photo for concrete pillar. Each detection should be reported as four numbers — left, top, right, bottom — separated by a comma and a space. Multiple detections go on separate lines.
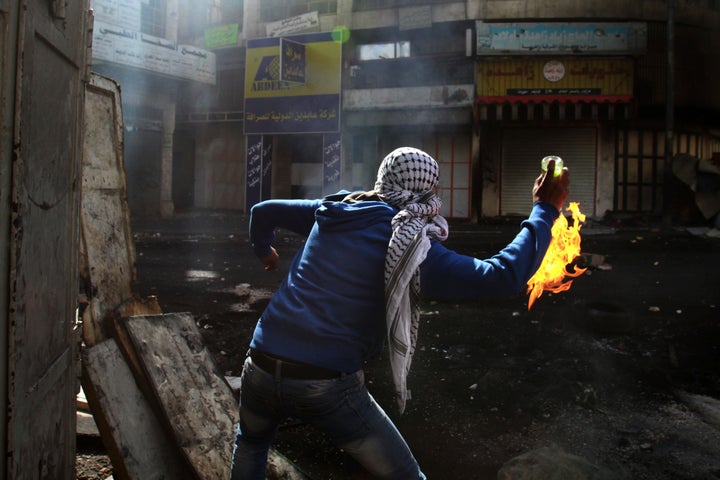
160, 103, 176, 217
337, 0, 354, 27
243, 0, 262, 40
471, 131, 481, 222
166, 0, 179, 43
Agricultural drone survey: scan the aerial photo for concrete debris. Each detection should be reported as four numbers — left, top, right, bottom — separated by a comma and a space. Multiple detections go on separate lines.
580, 253, 605, 267
235, 283, 251, 297
497, 444, 621, 480
225, 376, 242, 397
676, 391, 720, 430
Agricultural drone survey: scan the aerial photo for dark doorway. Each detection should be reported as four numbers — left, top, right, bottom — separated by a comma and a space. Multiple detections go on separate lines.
289, 135, 323, 198
173, 146, 195, 211
124, 127, 162, 218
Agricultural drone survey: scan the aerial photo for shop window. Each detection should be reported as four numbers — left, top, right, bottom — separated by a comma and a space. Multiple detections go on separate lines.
141, 0, 166, 37
209, 0, 244, 26
357, 42, 411, 61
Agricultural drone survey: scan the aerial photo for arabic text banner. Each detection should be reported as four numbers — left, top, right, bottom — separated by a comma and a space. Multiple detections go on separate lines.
245, 136, 273, 210
323, 133, 341, 194
476, 58, 633, 97
92, 20, 216, 84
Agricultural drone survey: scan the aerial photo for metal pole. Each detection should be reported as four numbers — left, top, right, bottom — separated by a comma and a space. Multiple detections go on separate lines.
664, 0, 675, 225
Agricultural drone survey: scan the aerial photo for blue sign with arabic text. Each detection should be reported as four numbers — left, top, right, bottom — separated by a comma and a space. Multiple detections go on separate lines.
476, 22, 647, 55
280, 38, 306, 83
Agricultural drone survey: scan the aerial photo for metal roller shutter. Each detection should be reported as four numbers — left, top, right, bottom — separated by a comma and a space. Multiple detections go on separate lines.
380, 132, 472, 219
501, 128, 596, 216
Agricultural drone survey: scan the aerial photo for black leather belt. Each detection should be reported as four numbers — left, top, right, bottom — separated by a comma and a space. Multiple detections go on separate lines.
249, 348, 343, 379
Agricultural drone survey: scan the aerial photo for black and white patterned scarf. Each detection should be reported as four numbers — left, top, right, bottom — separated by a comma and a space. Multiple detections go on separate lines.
375, 147, 448, 414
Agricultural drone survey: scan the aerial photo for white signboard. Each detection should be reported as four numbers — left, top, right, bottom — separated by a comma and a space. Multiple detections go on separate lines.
92, 21, 216, 84
266, 11, 319, 38
476, 22, 647, 55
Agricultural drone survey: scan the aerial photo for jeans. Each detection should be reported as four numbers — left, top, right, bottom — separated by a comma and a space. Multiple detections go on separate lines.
230, 356, 426, 480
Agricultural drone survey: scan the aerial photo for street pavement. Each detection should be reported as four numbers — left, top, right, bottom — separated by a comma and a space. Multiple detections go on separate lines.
130, 210, 720, 480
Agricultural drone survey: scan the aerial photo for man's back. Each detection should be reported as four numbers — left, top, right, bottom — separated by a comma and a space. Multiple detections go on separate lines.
250, 199, 396, 372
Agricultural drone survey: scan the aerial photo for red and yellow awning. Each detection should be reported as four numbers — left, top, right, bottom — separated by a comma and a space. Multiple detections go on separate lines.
475, 94, 634, 104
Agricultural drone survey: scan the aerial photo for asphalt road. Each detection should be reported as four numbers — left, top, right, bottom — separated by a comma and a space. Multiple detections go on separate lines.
131, 212, 720, 479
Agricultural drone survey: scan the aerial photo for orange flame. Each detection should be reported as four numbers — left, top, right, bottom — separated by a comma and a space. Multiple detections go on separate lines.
526, 202, 587, 310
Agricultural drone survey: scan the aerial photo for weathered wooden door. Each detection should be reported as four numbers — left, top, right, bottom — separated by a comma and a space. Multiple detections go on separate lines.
0, 1, 89, 478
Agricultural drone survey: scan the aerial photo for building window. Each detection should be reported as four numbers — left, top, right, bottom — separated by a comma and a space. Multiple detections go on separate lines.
209, 0, 244, 26
260, 0, 337, 22
141, 0, 166, 37
358, 42, 411, 61
354, 0, 455, 11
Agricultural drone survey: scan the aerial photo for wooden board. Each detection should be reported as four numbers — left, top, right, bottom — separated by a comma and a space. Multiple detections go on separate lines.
81, 339, 193, 480
79, 73, 138, 347
113, 313, 239, 480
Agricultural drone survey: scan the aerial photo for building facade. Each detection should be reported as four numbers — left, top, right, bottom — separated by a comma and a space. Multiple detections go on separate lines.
90, 0, 218, 218
96, 0, 720, 222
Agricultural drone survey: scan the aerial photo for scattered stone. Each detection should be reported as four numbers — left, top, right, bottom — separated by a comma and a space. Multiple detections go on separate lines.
234, 283, 251, 297
580, 253, 606, 269
225, 376, 242, 396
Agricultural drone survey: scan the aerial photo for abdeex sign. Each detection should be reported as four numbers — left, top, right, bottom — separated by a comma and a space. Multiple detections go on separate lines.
244, 32, 341, 134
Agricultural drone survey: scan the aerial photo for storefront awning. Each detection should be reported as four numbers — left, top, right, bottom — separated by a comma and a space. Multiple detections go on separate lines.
473, 95, 636, 122
475, 95, 634, 105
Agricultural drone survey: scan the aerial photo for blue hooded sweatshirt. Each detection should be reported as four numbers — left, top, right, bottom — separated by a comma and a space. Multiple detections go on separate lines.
248, 194, 558, 373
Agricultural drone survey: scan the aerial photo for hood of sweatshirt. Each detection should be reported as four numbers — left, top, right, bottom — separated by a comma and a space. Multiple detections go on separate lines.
315, 197, 397, 233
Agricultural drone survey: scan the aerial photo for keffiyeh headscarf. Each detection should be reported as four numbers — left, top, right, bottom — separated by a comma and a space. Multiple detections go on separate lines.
375, 147, 449, 414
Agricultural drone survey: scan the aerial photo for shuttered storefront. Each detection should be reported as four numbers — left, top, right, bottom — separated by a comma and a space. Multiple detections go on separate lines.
379, 132, 472, 219
501, 128, 597, 216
